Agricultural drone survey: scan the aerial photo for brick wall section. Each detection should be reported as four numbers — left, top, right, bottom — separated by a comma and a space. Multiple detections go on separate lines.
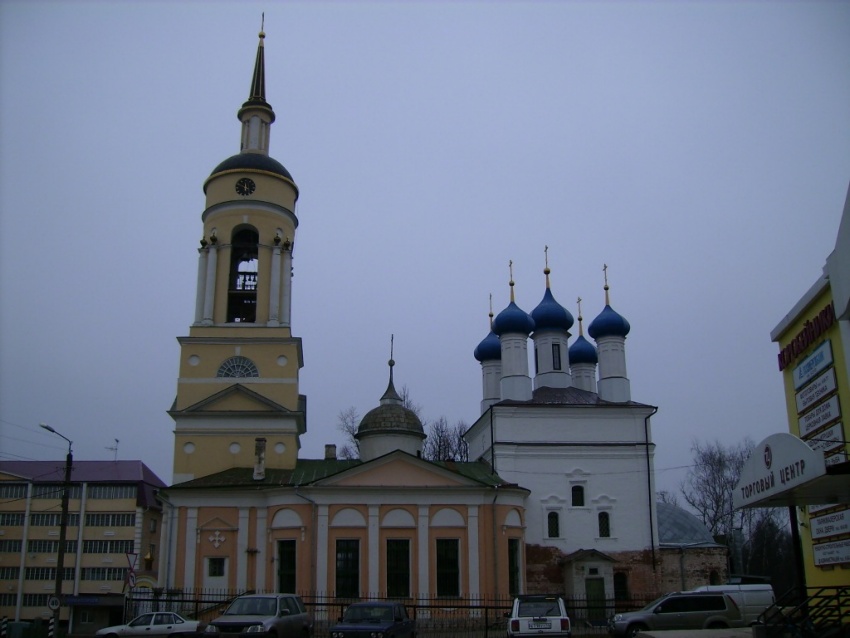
524, 544, 728, 599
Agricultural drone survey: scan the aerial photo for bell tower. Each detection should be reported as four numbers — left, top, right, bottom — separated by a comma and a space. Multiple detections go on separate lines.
169, 27, 305, 484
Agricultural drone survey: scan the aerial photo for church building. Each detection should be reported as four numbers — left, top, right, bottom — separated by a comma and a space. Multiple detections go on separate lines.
157, 28, 725, 609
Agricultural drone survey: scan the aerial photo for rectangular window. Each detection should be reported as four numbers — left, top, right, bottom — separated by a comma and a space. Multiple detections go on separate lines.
386, 539, 410, 598
22, 594, 49, 608
32, 484, 82, 499
0, 513, 25, 526
598, 512, 611, 538
0, 566, 20, 580
571, 485, 585, 507
85, 513, 135, 527
534, 347, 539, 374
508, 538, 520, 596
335, 539, 360, 598
25, 567, 73, 581
0, 484, 27, 499
278, 540, 296, 593
149, 518, 157, 533
435, 538, 460, 597
208, 557, 226, 578
87, 485, 136, 499
0, 540, 23, 553
80, 567, 127, 581
552, 344, 562, 370
83, 540, 134, 553
28, 540, 77, 554
30, 513, 80, 527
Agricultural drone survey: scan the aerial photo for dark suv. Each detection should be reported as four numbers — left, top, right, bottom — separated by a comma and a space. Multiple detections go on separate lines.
205, 594, 313, 638
608, 592, 742, 638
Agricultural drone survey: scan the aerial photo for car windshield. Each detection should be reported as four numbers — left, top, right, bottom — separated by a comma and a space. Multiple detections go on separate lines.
226, 598, 276, 616
518, 600, 561, 617
343, 605, 393, 623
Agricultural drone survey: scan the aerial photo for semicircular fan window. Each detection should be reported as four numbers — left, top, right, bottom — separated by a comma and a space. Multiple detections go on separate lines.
217, 356, 259, 378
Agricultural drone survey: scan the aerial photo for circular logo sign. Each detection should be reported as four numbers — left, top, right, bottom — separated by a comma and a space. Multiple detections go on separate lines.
47, 595, 61, 611
763, 445, 773, 470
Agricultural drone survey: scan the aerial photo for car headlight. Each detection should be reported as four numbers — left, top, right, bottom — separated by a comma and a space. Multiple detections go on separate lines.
613, 615, 623, 622
205, 627, 219, 634
245, 626, 264, 633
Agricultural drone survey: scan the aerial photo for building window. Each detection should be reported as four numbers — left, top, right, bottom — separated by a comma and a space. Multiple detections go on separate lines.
149, 518, 157, 533
508, 538, 521, 596
79, 610, 94, 624
335, 539, 360, 598
598, 512, 611, 537
0, 540, 23, 553
278, 540, 297, 593
0, 484, 27, 498
0, 567, 20, 580
85, 513, 135, 527
386, 539, 410, 598
217, 356, 259, 378
0, 513, 25, 526
208, 557, 226, 578
534, 347, 539, 374
436, 538, 460, 597
571, 485, 584, 507
83, 540, 134, 553
80, 567, 127, 581
547, 511, 560, 538
227, 227, 259, 323
614, 572, 629, 600
88, 484, 136, 499
31, 513, 80, 527
552, 343, 562, 370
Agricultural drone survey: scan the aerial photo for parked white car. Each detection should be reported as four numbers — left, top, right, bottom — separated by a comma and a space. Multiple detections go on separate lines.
96, 612, 203, 638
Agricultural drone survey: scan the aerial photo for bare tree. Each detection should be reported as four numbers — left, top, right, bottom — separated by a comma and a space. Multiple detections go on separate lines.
681, 437, 795, 586
424, 417, 469, 462
681, 438, 753, 538
658, 489, 679, 506
398, 384, 422, 419
336, 406, 360, 459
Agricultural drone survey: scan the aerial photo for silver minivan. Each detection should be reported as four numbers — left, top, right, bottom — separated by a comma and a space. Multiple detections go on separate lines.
608, 591, 743, 638
690, 584, 775, 625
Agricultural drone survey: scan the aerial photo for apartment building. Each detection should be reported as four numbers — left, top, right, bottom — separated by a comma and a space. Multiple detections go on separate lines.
0, 460, 165, 630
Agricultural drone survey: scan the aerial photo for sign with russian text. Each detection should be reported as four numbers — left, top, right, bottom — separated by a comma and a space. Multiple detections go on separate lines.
811, 508, 850, 540
796, 369, 837, 413
799, 395, 841, 437
733, 433, 827, 509
793, 341, 833, 390
813, 537, 850, 566
803, 421, 845, 455
825, 450, 847, 466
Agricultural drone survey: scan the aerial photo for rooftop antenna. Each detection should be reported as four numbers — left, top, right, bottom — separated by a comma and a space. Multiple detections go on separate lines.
106, 439, 119, 461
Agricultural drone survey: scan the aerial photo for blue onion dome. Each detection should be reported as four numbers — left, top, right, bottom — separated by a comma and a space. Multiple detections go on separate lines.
493, 301, 535, 336
569, 334, 598, 364
588, 304, 631, 339
474, 330, 501, 362
532, 288, 574, 332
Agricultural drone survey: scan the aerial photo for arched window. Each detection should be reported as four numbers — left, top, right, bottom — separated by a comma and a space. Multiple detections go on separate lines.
547, 511, 560, 538
217, 356, 259, 378
598, 511, 610, 538
227, 228, 259, 323
709, 569, 721, 585
571, 485, 584, 507
614, 572, 629, 600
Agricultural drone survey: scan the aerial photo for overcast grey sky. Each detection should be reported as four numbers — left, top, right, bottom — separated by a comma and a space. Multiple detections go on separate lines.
1, 1, 849, 498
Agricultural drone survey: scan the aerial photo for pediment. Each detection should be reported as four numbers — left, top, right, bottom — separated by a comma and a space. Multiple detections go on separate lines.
316, 452, 473, 488
197, 516, 237, 531
171, 384, 291, 415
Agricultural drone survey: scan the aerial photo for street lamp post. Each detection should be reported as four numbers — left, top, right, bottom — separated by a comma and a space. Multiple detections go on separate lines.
40, 424, 73, 638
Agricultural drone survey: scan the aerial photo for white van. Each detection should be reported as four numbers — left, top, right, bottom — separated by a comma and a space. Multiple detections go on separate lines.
690, 585, 775, 625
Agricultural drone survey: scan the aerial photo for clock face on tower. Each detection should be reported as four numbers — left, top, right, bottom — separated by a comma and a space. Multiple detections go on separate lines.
235, 177, 256, 196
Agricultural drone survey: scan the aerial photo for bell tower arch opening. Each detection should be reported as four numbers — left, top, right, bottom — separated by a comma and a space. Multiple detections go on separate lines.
227, 227, 259, 323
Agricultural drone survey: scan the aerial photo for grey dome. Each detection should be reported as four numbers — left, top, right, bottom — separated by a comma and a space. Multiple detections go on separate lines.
657, 502, 720, 546
356, 403, 425, 438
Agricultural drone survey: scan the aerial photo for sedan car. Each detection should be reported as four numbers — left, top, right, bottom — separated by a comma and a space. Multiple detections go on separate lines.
329, 601, 415, 638
505, 594, 571, 637
204, 594, 313, 638
96, 612, 203, 638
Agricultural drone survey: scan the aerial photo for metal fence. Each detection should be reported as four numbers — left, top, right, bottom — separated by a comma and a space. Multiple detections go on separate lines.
123, 588, 657, 637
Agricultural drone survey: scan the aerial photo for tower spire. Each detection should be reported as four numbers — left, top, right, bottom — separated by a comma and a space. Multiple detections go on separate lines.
603, 263, 610, 305
577, 296, 584, 336
544, 245, 551, 289
238, 19, 276, 154
381, 334, 403, 405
